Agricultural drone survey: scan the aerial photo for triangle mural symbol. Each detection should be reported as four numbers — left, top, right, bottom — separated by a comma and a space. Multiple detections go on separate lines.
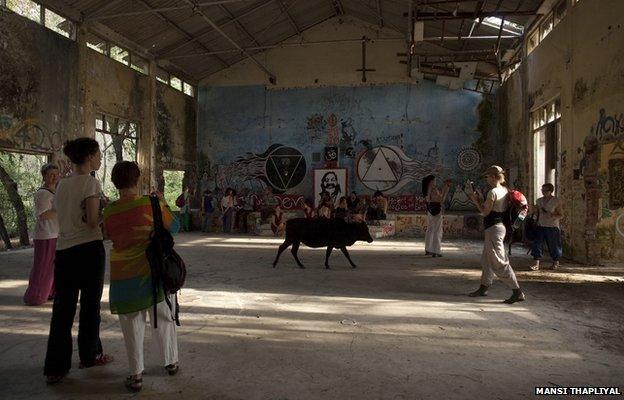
268, 155, 304, 190
362, 147, 399, 183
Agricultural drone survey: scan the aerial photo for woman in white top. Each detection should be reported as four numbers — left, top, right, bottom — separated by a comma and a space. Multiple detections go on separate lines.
44, 138, 113, 384
467, 165, 525, 304
530, 183, 563, 270
24, 163, 60, 306
422, 175, 451, 257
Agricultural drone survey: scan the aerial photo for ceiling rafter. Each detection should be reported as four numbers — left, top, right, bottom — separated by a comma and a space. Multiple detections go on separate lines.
156, 0, 275, 58
217, 3, 262, 46
134, 0, 230, 68
179, 0, 276, 82
276, 0, 303, 37
84, 0, 257, 21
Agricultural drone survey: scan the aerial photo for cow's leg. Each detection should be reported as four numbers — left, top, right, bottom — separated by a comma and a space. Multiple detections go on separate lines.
273, 240, 292, 268
325, 246, 334, 269
291, 241, 304, 268
340, 247, 357, 268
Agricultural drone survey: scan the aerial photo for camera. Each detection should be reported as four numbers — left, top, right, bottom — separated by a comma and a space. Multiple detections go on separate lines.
464, 179, 476, 193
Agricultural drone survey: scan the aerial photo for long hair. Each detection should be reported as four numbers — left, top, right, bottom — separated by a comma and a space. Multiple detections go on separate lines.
320, 171, 341, 197
422, 175, 435, 197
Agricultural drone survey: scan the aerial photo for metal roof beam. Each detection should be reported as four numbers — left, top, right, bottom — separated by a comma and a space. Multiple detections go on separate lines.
85, 0, 256, 21
134, 0, 230, 68
277, 0, 302, 37
156, 0, 274, 58
180, 0, 276, 83
217, 3, 261, 46
376, 0, 383, 28
415, 10, 536, 20
329, 0, 344, 16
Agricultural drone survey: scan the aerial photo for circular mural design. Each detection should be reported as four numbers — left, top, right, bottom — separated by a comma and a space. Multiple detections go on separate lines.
264, 145, 307, 192
457, 147, 481, 172
357, 146, 404, 192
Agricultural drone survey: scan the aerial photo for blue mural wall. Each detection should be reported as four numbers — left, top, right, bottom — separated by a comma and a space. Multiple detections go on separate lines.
198, 81, 493, 210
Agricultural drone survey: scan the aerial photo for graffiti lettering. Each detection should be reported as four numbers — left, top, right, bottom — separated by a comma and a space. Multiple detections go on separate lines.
594, 108, 624, 140
0, 117, 62, 152
608, 157, 624, 209
386, 195, 425, 212
375, 134, 402, 145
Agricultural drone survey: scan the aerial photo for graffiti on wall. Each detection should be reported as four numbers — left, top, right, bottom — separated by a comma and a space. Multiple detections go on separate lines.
356, 145, 444, 194
217, 144, 307, 193
386, 195, 426, 212
0, 116, 62, 152
608, 142, 624, 209
593, 108, 624, 141
456, 147, 482, 172
306, 113, 326, 140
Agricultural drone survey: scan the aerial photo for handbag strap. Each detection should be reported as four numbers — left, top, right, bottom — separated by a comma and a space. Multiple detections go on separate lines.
149, 196, 165, 234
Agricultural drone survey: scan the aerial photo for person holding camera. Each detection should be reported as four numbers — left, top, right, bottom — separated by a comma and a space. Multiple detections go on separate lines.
530, 183, 563, 271
467, 165, 525, 304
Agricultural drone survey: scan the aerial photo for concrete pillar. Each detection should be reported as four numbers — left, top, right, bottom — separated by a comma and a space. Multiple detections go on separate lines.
76, 25, 94, 140
137, 60, 158, 194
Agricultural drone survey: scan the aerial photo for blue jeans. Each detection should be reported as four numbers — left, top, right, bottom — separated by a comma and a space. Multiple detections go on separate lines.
531, 226, 562, 261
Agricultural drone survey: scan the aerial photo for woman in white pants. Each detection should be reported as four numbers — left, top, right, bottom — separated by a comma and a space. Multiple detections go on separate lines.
422, 175, 451, 257
103, 161, 180, 392
467, 166, 525, 304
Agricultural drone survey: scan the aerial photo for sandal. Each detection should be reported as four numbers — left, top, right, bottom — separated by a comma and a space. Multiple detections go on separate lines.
165, 363, 179, 376
124, 375, 143, 392
79, 353, 114, 369
46, 374, 65, 385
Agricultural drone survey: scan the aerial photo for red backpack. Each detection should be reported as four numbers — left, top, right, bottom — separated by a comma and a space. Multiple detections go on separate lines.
509, 189, 528, 214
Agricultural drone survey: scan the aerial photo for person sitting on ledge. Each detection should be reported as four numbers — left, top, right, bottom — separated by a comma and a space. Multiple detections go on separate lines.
366, 191, 388, 220
303, 199, 316, 219
317, 195, 333, 219
333, 197, 349, 221
270, 205, 286, 236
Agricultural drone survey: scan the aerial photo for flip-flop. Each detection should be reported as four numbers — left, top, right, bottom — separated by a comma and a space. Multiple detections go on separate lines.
124, 375, 143, 392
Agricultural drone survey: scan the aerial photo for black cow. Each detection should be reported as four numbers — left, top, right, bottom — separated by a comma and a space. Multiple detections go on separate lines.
273, 218, 374, 269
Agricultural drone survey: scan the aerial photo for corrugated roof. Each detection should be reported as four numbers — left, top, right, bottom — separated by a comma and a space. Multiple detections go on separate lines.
39, 0, 544, 82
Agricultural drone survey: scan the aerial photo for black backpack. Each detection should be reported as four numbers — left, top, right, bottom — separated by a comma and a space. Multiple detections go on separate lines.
146, 196, 186, 328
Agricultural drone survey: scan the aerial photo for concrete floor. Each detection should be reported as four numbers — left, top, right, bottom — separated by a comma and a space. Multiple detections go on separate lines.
1, 233, 623, 400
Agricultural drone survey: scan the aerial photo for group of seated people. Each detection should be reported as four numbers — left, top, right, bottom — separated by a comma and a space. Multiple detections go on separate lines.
269, 191, 389, 236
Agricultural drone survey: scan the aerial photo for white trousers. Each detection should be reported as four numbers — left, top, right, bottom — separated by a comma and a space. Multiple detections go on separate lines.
118, 297, 179, 375
480, 224, 520, 289
425, 212, 444, 254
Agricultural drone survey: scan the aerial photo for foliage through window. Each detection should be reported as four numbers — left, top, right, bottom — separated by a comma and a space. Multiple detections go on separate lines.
110, 46, 129, 66
163, 170, 184, 211
0, 151, 48, 242
5, 0, 75, 39
94, 114, 139, 200
44, 8, 73, 38
6, 0, 40, 23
